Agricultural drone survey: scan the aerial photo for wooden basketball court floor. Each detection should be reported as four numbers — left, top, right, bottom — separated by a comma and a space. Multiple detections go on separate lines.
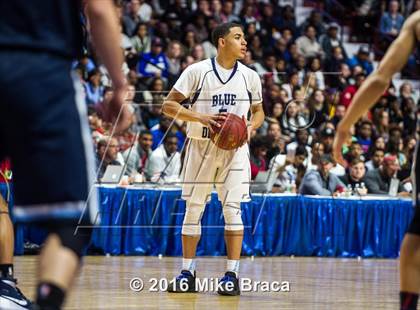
14, 256, 399, 309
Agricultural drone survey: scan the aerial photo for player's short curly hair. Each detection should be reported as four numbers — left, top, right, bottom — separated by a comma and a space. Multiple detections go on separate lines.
211, 22, 243, 48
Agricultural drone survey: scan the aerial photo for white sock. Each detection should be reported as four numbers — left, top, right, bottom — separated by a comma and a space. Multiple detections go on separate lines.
182, 258, 196, 273
226, 259, 240, 277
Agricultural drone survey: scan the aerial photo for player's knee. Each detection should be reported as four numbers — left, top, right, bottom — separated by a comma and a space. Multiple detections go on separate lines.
50, 224, 92, 259
182, 203, 204, 236
223, 203, 243, 231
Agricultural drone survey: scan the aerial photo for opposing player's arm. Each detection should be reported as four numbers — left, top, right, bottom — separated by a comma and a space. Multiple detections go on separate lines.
162, 89, 226, 129
338, 12, 419, 131
334, 11, 419, 165
86, 0, 125, 88
86, 0, 130, 132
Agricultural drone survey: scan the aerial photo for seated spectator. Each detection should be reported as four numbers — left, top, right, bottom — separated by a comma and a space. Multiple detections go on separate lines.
356, 120, 373, 154
131, 22, 152, 55
364, 155, 407, 195
295, 25, 324, 58
330, 62, 352, 90
145, 133, 181, 182
142, 77, 165, 104
365, 148, 385, 171
122, 0, 142, 36
250, 135, 270, 180
372, 136, 386, 152
220, 0, 240, 23
386, 135, 407, 168
96, 137, 123, 180
399, 81, 416, 100
269, 102, 284, 124
320, 23, 347, 60
373, 109, 390, 141
339, 158, 367, 195
306, 57, 325, 90
379, 1, 404, 39
347, 46, 373, 75
308, 89, 329, 129
319, 127, 335, 154
340, 73, 366, 108
300, 10, 326, 38
73, 54, 96, 80
151, 116, 184, 151
84, 69, 104, 106
137, 37, 169, 79
286, 129, 312, 165
331, 104, 346, 127
402, 97, 417, 136
389, 96, 404, 124
281, 71, 300, 100
165, 40, 183, 80
307, 141, 325, 171
280, 100, 307, 139
273, 145, 308, 193
324, 46, 347, 76
123, 130, 153, 176
266, 122, 286, 163
345, 141, 364, 163
299, 154, 345, 196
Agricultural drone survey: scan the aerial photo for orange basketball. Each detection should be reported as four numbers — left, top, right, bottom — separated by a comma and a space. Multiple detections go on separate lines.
210, 113, 248, 150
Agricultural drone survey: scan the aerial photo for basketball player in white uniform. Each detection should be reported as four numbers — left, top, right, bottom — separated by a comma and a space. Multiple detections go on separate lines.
333, 11, 420, 310
162, 22, 264, 295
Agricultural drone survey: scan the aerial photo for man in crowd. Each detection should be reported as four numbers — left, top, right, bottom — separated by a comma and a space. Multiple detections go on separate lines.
339, 158, 367, 195
364, 155, 408, 195
124, 130, 153, 176
365, 148, 385, 171
299, 154, 345, 196
97, 138, 122, 180
145, 133, 181, 182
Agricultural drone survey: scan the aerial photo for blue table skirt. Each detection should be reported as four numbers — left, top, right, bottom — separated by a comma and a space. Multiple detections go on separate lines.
0, 183, 414, 258
90, 187, 414, 258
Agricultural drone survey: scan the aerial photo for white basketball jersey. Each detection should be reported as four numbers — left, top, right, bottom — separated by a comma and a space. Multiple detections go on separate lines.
173, 58, 262, 140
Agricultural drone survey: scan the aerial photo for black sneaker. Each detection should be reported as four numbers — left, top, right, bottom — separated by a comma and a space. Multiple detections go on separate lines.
0, 277, 32, 309
167, 270, 197, 293
217, 272, 240, 296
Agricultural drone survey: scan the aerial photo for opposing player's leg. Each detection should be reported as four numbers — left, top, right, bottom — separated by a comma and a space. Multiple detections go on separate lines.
168, 139, 216, 293
400, 143, 420, 310
0, 52, 97, 309
0, 193, 31, 309
215, 144, 250, 296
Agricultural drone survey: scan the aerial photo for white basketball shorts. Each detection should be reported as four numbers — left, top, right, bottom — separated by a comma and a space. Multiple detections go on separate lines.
181, 138, 251, 205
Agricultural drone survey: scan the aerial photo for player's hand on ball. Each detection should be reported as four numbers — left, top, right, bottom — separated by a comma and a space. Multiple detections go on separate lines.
199, 113, 227, 133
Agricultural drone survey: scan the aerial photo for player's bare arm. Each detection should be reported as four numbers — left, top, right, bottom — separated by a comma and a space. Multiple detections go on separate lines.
86, 0, 130, 133
333, 11, 420, 165
162, 88, 227, 131
249, 103, 265, 129
247, 103, 265, 140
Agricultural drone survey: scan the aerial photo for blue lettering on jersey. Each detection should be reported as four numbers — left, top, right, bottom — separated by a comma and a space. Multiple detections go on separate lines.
211, 93, 236, 107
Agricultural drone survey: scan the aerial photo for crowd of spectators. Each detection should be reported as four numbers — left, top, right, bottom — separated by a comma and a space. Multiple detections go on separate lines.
1, 0, 418, 198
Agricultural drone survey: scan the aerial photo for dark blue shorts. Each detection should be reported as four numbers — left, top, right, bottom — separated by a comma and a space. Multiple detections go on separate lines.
408, 142, 420, 235
0, 50, 97, 224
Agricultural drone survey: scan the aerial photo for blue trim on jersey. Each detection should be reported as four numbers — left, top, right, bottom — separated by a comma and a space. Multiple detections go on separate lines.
211, 57, 238, 85
239, 71, 253, 105
191, 88, 201, 105
190, 69, 212, 106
